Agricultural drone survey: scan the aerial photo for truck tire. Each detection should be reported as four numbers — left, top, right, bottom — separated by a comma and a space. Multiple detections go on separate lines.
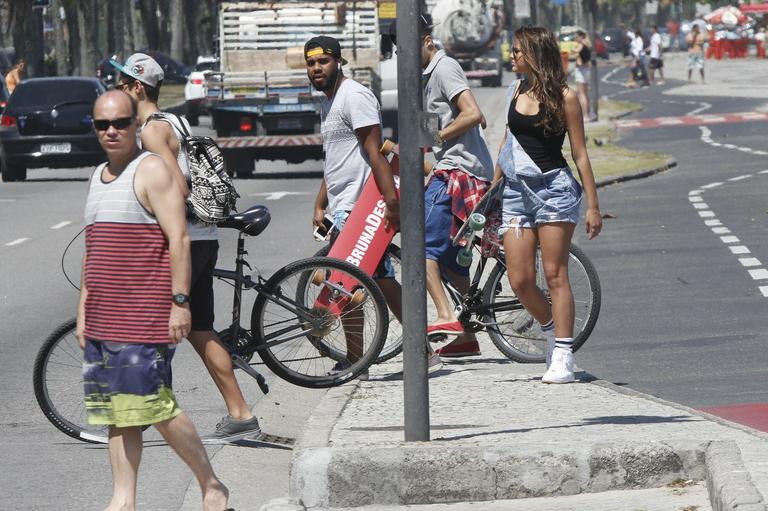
186, 102, 200, 127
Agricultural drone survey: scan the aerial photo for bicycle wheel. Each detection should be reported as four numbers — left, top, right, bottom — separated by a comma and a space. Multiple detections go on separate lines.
250, 256, 388, 388
310, 243, 404, 364
483, 244, 601, 363
33, 319, 107, 444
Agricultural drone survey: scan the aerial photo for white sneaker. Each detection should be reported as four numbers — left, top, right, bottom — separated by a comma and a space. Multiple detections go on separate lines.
542, 348, 575, 384
545, 334, 556, 369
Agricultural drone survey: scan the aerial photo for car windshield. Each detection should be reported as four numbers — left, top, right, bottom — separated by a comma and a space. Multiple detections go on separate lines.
11, 81, 99, 107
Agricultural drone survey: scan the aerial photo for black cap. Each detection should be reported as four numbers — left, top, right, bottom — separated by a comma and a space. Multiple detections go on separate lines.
304, 35, 348, 65
388, 14, 434, 46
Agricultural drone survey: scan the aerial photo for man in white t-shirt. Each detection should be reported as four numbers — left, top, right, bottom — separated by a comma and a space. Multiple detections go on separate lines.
112, 53, 260, 443
629, 28, 649, 87
648, 25, 665, 85
306, 36, 402, 375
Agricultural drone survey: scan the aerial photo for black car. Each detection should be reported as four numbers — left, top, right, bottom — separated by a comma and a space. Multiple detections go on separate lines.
0, 77, 106, 182
97, 51, 190, 87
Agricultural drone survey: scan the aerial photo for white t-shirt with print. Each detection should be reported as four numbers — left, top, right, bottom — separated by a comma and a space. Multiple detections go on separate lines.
320, 78, 382, 214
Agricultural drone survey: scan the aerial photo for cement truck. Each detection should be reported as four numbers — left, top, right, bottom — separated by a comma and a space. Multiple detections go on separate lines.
427, 0, 506, 87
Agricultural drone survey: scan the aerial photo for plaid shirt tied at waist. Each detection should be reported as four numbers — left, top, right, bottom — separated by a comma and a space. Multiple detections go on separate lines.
431, 168, 502, 258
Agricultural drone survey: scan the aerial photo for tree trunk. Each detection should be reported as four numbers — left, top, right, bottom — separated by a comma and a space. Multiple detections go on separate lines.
170, 0, 183, 62
77, 0, 100, 77
158, 0, 171, 54
183, 0, 200, 64
123, 0, 135, 57
52, 0, 70, 76
139, 0, 160, 50
64, 0, 81, 74
11, 0, 45, 77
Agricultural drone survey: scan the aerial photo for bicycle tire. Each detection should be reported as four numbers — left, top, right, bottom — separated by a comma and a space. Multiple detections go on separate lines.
483, 244, 601, 363
310, 243, 404, 364
250, 256, 388, 388
33, 319, 108, 444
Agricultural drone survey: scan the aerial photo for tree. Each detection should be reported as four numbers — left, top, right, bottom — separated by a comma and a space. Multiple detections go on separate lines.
170, 0, 183, 61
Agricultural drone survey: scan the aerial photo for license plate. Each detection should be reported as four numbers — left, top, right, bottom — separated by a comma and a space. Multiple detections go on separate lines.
277, 118, 302, 130
41, 142, 71, 154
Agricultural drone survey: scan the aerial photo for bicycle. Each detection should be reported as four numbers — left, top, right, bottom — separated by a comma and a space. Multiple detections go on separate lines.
34, 204, 390, 444
313, 236, 600, 363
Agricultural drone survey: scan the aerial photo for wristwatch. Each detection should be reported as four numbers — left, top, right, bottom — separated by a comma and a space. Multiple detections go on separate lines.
172, 293, 190, 305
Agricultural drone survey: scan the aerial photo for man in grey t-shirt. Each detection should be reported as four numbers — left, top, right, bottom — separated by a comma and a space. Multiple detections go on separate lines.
392, 16, 493, 357
305, 36, 403, 375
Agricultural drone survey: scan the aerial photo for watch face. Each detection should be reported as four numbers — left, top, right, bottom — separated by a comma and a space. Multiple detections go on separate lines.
173, 294, 189, 304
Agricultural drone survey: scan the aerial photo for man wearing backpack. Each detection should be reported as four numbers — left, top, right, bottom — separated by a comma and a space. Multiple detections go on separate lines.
112, 53, 260, 443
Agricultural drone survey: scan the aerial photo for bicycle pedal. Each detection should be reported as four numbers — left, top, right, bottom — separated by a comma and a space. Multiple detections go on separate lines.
428, 332, 448, 343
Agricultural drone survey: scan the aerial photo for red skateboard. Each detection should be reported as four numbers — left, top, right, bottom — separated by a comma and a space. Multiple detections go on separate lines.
312, 140, 402, 314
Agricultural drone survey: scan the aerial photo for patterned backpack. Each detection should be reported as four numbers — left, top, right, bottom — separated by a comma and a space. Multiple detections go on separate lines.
149, 113, 239, 224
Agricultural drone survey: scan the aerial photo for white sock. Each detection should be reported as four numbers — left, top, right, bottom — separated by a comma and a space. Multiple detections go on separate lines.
555, 337, 574, 352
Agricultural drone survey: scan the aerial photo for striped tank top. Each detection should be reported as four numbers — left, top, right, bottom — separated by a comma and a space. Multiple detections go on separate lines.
83, 151, 172, 344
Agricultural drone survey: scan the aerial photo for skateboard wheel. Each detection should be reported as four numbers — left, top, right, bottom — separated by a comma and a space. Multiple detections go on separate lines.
456, 247, 473, 267
468, 213, 486, 231
349, 289, 367, 306
311, 269, 325, 286
380, 139, 395, 156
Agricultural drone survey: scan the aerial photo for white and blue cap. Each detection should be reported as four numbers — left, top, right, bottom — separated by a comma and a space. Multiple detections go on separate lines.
110, 53, 164, 88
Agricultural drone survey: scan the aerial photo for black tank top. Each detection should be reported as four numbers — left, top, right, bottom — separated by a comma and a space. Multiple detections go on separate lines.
579, 45, 591, 64
507, 81, 567, 172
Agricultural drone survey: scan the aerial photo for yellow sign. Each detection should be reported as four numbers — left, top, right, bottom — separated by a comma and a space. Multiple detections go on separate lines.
378, 2, 396, 19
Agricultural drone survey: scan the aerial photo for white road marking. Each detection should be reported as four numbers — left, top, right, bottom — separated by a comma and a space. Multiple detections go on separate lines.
698, 211, 715, 218
729, 246, 750, 254
251, 191, 312, 201
701, 182, 723, 189
748, 269, 768, 280
689, 190, 703, 195
0, 199, 16, 203
50, 221, 72, 230
688, 196, 704, 202
720, 236, 740, 244
759, 170, 768, 175
5, 238, 29, 246
692, 203, 709, 209
740, 258, 761, 267
760, 287, 768, 298
712, 227, 731, 234
704, 219, 722, 226
728, 175, 751, 182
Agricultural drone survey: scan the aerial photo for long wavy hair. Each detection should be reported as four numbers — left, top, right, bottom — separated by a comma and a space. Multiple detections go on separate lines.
514, 27, 568, 135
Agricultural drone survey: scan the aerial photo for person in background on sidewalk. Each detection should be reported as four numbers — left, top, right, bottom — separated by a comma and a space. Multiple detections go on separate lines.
648, 25, 665, 85
687, 25, 706, 83
111, 53, 261, 443
494, 27, 602, 384
570, 31, 594, 122
78, 90, 230, 511
395, 15, 494, 358
629, 27, 650, 87
4, 58, 24, 93
305, 36, 404, 376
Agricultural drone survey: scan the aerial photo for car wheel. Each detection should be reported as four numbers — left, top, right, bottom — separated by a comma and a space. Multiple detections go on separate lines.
1, 158, 26, 182
186, 102, 200, 127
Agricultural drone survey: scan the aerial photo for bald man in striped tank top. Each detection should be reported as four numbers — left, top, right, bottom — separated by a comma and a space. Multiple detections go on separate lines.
77, 90, 230, 511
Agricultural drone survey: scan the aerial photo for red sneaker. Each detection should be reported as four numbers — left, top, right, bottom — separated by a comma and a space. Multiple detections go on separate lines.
426, 321, 465, 336
435, 339, 481, 357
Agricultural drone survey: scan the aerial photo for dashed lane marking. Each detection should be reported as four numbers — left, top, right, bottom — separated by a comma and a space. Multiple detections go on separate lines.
5, 238, 29, 247
50, 221, 72, 230
729, 246, 751, 255
740, 258, 762, 267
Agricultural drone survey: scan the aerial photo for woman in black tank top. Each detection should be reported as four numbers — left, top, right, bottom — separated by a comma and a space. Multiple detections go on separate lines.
493, 27, 602, 384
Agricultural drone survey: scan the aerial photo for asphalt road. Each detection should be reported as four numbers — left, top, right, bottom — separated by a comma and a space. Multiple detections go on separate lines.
2, 63, 767, 508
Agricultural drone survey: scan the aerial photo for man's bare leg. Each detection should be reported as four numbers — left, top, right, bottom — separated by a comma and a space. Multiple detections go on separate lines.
376, 277, 402, 323
426, 259, 457, 324
105, 426, 142, 511
154, 413, 229, 511
437, 267, 479, 350
188, 330, 252, 420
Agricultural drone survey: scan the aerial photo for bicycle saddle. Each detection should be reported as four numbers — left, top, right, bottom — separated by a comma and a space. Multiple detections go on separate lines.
218, 204, 271, 236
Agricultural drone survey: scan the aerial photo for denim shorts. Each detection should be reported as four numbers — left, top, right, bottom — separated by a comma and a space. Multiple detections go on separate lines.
424, 177, 469, 277
499, 167, 582, 236
331, 210, 395, 279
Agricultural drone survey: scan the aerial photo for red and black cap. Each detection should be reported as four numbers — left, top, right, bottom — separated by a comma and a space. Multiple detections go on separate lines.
304, 35, 349, 65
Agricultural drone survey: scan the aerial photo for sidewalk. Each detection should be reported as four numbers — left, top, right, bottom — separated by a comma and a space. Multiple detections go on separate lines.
274, 351, 768, 510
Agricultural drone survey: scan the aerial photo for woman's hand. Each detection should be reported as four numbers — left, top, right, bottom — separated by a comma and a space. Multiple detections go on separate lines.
585, 207, 603, 240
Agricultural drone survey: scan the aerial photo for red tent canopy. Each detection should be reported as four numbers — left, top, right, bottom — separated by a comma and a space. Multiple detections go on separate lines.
742, 4, 768, 14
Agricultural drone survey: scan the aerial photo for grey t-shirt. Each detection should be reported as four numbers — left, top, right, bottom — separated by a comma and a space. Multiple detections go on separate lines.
321, 79, 382, 213
423, 50, 494, 181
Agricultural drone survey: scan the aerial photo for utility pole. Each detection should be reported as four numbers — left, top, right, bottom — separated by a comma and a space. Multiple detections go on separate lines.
585, 0, 599, 121
396, 0, 431, 442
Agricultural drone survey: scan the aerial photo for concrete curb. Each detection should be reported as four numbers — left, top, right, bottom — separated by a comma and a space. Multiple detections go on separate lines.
595, 157, 678, 189
707, 441, 766, 511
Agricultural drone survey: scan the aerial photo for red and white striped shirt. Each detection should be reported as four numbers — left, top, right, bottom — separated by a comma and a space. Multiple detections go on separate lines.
83, 152, 172, 344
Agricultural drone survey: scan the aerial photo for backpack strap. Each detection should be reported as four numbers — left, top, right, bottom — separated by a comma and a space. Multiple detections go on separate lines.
145, 112, 190, 139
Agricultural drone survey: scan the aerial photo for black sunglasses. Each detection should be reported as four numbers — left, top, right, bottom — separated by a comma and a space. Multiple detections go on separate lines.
93, 117, 135, 131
